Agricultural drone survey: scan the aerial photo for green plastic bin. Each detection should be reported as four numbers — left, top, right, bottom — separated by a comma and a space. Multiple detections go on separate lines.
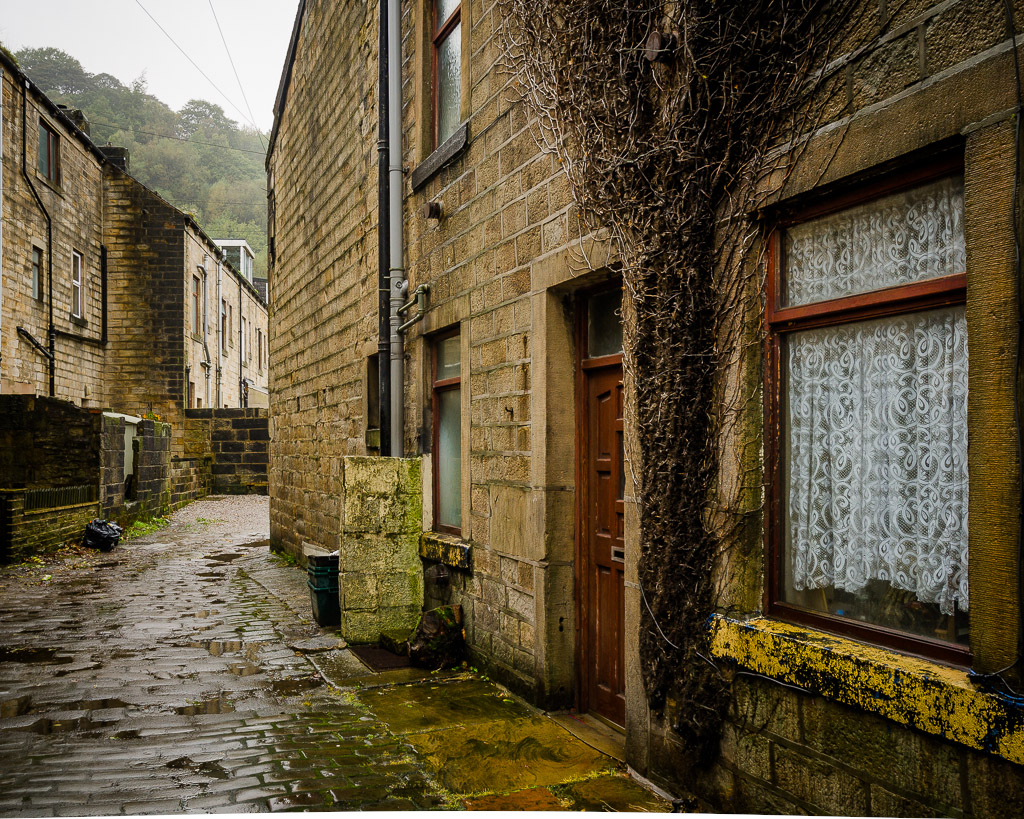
307, 553, 340, 627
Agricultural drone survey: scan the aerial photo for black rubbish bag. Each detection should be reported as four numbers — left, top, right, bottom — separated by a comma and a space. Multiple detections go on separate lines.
83, 519, 123, 552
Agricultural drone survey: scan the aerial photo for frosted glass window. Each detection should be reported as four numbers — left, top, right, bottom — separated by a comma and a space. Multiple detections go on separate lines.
784, 176, 965, 307
437, 334, 460, 380
436, 0, 460, 24
436, 22, 461, 146
437, 387, 462, 529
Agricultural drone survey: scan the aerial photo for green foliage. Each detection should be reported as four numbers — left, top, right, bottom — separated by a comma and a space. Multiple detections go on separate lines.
125, 516, 169, 540
15, 47, 268, 279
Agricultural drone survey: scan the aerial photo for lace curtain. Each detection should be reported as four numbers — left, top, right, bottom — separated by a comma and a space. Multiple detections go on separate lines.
784, 176, 965, 307
783, 176, 968, 617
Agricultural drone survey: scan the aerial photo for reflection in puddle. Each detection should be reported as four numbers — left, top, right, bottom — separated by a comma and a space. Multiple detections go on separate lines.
271, 676, 324, 697
0, 646, 73, 664
174, 694, 234, 715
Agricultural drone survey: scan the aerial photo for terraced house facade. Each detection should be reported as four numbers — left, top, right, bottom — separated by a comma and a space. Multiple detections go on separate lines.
267, 0, 1024, 813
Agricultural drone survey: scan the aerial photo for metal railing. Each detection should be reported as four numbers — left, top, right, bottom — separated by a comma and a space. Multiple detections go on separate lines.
23, 484, 98, 512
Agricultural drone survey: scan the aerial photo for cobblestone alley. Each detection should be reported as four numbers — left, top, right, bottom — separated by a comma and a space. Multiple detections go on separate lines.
0, 496, 670, 814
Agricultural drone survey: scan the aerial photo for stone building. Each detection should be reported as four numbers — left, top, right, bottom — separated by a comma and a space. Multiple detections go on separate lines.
0, 50, 269, 480
267, 0, 1023, 813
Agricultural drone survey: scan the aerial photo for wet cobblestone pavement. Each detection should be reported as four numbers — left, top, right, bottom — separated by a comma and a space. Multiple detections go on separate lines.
0, 496, 671, 814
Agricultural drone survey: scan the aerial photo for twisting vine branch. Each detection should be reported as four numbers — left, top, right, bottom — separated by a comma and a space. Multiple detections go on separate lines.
499, 0, 859, 761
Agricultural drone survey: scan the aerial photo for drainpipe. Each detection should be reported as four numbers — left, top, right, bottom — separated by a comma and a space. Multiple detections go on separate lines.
216, 258, 223, 407
377, 0, 392, 455
388, 0, 405, 457
0, 67, 4, 384
100, 245, 107, 344
238, 276, 244, 408
20, 79, 54, 396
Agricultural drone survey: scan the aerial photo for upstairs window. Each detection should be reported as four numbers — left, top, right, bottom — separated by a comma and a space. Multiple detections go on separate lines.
241, 316, 248, 364
71, 251, 82, 318
38, 121, 59, 183
192, 275, 201, 334
221, 299, 228, 353
32, 247, 43, 302
433, 0, 461, 147
767, 161, 969, 662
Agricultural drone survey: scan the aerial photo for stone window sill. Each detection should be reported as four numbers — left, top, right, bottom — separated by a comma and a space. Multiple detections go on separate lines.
420, 531, 471, 570
69, 314, 87, 328
710, 614, 1024, 765
410, 123, 469, 192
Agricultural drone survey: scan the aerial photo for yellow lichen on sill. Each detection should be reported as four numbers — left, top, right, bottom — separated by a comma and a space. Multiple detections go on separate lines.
710, 615, 1024, 765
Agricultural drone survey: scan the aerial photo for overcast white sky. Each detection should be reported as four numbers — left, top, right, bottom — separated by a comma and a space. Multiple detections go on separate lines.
0, 0, 301, 132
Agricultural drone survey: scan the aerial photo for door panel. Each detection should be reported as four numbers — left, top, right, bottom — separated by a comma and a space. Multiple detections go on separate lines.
582, 364, 625, 725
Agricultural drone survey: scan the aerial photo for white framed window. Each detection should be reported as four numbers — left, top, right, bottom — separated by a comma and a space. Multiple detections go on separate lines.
71, 251, 82, 317
241, 316, 248, 364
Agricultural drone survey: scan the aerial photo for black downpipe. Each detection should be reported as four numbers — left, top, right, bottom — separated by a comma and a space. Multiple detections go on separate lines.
377, 0, 392, 455
20, 80, 54, 396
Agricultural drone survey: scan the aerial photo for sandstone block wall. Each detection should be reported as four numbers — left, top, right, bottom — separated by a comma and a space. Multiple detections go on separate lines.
338, 457, 424, 643
184, 409, 270, 496
0, 490, 99, 562
0, 395, 100, 488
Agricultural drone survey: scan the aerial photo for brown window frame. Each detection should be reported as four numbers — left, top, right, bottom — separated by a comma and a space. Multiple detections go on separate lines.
432, 327, 462, 536
432, 0, 461, 149
38, 121, 59, 184
764, 153, 971, 666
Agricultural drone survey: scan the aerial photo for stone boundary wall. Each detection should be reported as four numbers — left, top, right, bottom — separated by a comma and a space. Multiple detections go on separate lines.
184, 409, 269, 496
0, 491, 99, 563
0, 395, 101, 489
100, 416, 173, 524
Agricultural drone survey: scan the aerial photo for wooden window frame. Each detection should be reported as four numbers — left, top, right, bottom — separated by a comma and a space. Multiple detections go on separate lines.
38, 121, 59, 184
432, 0, 461, 149
432, 327, 461, 536
192, 275, 201, 335
764, 155, 971, 666
71, 251, 83, 318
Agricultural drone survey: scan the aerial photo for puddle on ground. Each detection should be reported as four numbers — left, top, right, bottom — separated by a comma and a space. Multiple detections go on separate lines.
206, 553, 243, 564
196, 572, 224, 581
0, 696, 31, 717
228, 661, 260, 676
94, 562, 119, 569
0, 646, 73, 664
166, 756, 230, 779
27, 715, 116, 735
174, 694, 235, 715
463, 786, 566, 810
188, 639, 243, 656
271, 676, 324, 697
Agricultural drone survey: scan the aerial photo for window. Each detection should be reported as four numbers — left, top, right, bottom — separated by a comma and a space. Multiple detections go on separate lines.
31, 247, 43, 302
228, 304, 234, 347
433, 330, 461, 534
241, 316, 248, 364
221, 299, 228, 353
767, 161, 968, 662
71, 251, 82, 318
192, 275, 201, 334
38, 121, 59, 183
257, 329, 263, 370
433, 0, 461, 147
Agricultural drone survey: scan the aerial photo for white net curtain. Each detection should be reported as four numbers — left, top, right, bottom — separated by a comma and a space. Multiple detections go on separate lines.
783, 176, 969, 617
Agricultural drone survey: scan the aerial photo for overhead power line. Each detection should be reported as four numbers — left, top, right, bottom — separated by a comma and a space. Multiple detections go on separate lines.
134, 0, 261, 132
89, 118, 266, 155
208, 0, 267, 152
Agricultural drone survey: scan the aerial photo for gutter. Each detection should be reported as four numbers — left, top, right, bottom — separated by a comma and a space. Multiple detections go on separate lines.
377, 0, 392, 455
388, 0, 405, 457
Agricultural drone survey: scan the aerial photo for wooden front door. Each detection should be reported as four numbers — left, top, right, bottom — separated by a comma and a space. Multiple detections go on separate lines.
577, 288, 625, 726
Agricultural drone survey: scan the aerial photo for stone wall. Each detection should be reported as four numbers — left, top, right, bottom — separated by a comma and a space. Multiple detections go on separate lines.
100, 415, 173, 523
184, 409, 269, 495
0, 395, 100, 488
0, 490, 99, 563
338, 457, 423, 643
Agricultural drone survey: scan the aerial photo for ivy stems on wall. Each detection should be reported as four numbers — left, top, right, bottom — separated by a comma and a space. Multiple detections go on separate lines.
500, 0, 859, 760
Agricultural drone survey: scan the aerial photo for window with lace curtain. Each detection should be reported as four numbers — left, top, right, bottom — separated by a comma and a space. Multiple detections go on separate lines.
766, 158, 970, 662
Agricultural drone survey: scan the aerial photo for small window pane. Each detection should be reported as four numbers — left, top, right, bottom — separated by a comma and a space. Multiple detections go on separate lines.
437, 334, 460, 380
437, 23, 461, 145
38, 124, 50, 179
587, 289, 623, 357
437, 387, 461, 529
436, 0, 459, 29
784, 176, 965, 307
32, 249, 41, 301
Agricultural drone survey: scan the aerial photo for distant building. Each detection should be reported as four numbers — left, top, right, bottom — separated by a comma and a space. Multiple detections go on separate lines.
213, 238, 268, 303
0, 50, 269, 476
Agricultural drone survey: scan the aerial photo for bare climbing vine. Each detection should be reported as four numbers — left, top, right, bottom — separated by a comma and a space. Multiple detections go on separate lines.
500, 0, 860, 761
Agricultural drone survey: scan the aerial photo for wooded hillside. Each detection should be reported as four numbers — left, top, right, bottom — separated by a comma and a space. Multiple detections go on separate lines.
15, 47, 268, 279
